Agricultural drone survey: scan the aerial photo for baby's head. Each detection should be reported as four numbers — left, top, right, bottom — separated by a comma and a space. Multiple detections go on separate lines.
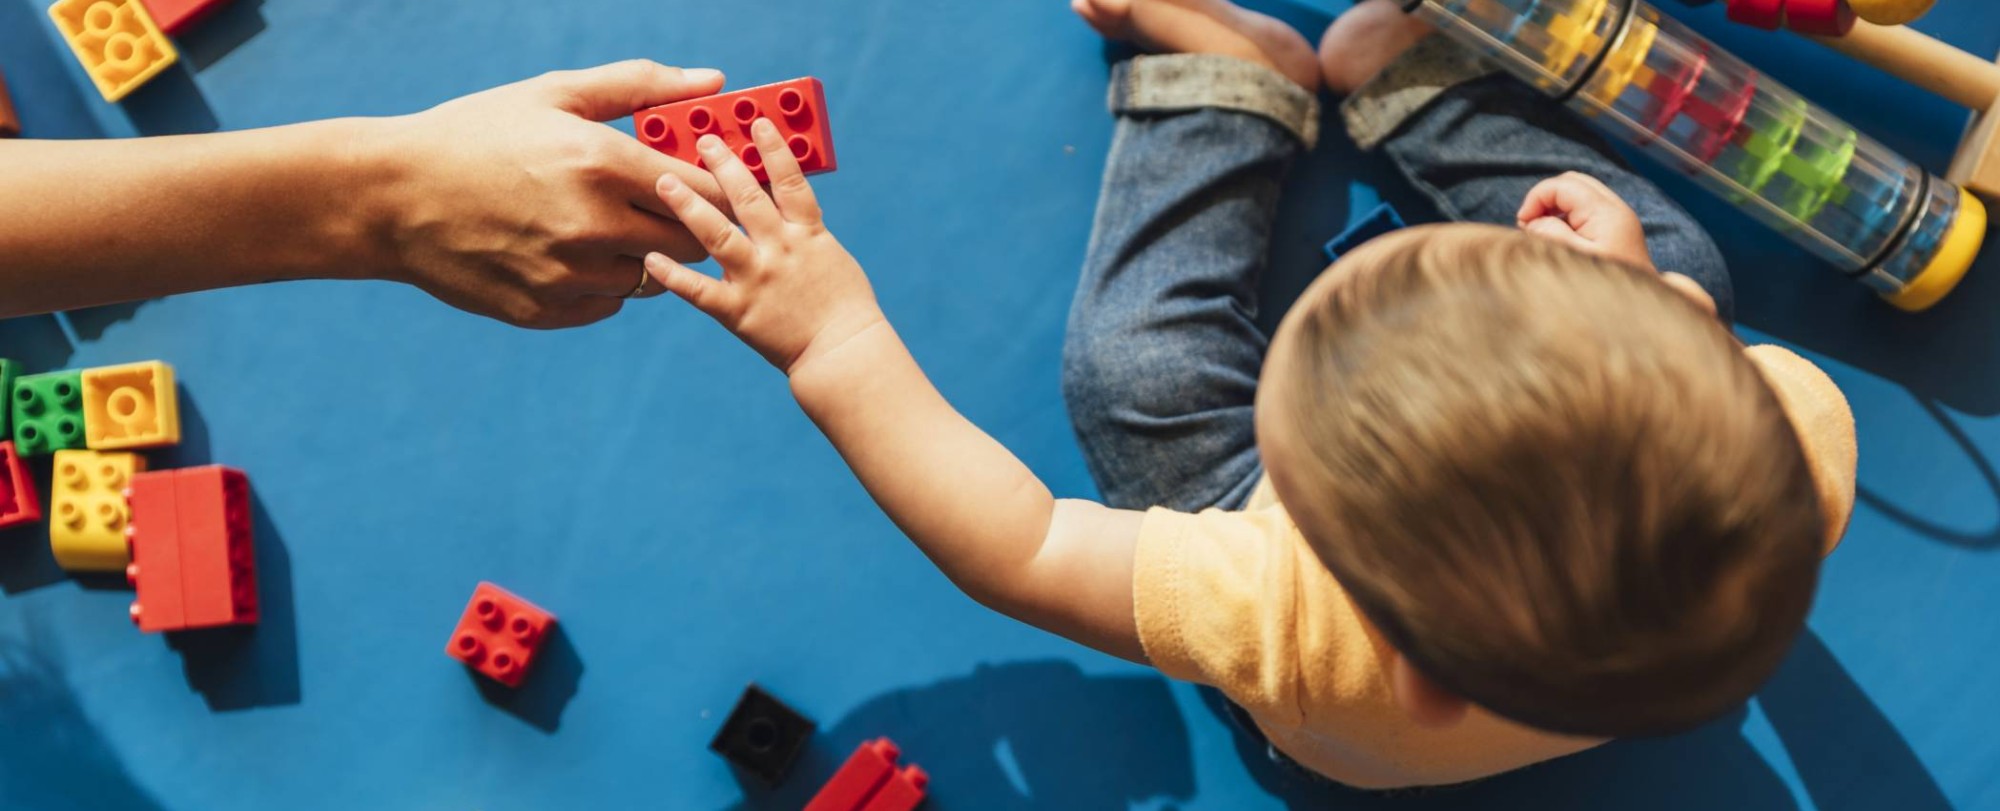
1256, 223, 1828, 737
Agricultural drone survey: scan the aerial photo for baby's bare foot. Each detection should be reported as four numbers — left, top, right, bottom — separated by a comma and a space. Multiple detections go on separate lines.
1319, 0, 1436, 95
1073, 0, 1322, 92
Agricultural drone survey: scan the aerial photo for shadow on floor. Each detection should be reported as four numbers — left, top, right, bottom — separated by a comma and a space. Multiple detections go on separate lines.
1204, 630, 1948, 810
165, 480, 301, 710
0, 624, 168, 810
721, 659, 1194, 810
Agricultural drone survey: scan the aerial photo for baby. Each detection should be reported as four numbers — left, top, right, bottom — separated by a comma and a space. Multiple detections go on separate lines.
640, 0, 1857, 789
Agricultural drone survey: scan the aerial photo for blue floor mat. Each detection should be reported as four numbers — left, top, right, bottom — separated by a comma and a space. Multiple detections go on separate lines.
0, 0, 1996, 808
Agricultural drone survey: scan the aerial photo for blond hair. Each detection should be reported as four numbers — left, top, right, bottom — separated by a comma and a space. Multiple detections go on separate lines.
1268, 225, 1824, 737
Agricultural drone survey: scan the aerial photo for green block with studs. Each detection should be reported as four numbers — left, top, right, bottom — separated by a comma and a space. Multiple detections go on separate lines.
0, 359, 16, 437
13, 371, 86, 455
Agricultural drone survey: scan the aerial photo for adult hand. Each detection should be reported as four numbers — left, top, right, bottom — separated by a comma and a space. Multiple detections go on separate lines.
1517, 171, 1654, 271
367, 60, 728, 329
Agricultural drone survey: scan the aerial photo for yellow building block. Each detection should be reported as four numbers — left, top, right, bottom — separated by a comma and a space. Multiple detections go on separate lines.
48, 0, 178, 103
82, 361, 180, 450
49, 449, 145, 572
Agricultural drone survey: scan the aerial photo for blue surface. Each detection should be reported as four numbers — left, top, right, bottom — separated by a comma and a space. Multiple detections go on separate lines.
1, 0, 1997, 808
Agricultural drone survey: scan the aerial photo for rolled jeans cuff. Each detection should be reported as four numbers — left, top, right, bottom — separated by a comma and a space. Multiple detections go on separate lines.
1109, 53, 1320, 148
1339, 35, 1496, 150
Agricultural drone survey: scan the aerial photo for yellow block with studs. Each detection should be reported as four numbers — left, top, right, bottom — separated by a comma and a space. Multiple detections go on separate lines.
82, 361, 180, 450
49, 449, 145, 572
47, 0, 178, 103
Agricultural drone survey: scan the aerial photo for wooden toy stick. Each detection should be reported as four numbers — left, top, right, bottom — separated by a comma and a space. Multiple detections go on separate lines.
0, 69, 19, 138
1805, 20, 2000, 111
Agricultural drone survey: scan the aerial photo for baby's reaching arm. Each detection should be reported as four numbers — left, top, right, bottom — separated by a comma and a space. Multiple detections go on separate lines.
645, 120, 1149, 662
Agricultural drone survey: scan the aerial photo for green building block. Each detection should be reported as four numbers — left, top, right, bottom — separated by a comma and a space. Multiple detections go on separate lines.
0, 359, 15, 438
12, 370, 86, 455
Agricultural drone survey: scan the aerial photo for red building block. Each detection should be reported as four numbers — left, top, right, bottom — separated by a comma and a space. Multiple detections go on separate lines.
633, 77, 837, 183
0, 441, 39, 528
137, 0, 233, 36
446, 581, 555, 687
174, 466, 256, 626
125, 465, 256, 632
805, 738, 929, 811
124, 470, 183, 631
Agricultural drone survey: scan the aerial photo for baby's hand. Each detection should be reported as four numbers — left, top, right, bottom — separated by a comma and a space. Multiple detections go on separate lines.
1517, 172, 1654, 270
645, 121, 883, 375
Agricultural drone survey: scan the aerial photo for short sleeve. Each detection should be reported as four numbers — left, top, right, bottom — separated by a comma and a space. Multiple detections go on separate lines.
1745, 345, 1857, 555
1133, 505, 1306, 723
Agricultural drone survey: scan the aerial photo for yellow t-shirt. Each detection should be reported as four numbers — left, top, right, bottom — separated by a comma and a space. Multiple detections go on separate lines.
1131, 346, 1857, 789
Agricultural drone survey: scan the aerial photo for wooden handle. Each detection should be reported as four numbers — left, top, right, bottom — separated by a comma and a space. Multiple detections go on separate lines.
1806, 20, 2000, 111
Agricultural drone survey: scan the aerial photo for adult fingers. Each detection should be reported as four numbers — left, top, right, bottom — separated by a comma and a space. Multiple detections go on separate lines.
604, 204, 709, 264
656, 172, 757, 273
693, 134, 783, 239
645, 252, 741, 323
539, 60, 725, 123
566, 255, 665, 299
748, 119, 823, 226
603, 136, 727, 223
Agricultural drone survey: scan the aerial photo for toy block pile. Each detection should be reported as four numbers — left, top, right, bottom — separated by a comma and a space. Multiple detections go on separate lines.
2, 357, 258, 634
46, 0, 234, 103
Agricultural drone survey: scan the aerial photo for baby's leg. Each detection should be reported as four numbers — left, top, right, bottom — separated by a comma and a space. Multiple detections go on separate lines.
1326, 0, 1734, 319
1063, 0, 1319, 512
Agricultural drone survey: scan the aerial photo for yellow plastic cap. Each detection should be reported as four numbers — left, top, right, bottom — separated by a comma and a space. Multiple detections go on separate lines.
1883, 188, 1986, 312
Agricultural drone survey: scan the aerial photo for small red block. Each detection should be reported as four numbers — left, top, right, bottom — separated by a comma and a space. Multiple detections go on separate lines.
1727, 0, 1785, 29
1782, 0, 1857, 35
446, 581, 555, 687
806, 738, 928, 811
0, 441, 39, 529
633, 77, 837, 183
137, 0, 234, 36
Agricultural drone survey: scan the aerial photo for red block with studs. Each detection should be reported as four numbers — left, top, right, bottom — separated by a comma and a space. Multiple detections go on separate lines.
632, 77, 837, 183
446, 581, 554, 687
0, 441, 38, 529
805, 738, 930, 811
125, 465, 256, 633
137, 0, 234, 36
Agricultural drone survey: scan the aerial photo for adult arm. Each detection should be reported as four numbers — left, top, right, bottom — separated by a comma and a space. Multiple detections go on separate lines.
0, 60, 725, 328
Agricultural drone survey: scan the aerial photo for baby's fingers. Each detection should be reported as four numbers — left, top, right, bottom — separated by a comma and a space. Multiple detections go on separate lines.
645, 252, 741, 323
657, 173, 757, 272
749, 119, 823, 226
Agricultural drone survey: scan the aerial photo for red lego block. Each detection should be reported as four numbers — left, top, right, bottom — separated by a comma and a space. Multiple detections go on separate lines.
174, 466, 256, 626
126, 465, 255, 632
446, 581, 555, 687
137, 0, 233, 36
124, 470, 183, 631
806, 738, 929, 811
633, 77, 837, 184
0, 441, 38, 529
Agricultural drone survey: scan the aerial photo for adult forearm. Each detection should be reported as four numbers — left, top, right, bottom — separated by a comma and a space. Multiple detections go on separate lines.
790, 321, 1059, 604
0, 118, 393, 317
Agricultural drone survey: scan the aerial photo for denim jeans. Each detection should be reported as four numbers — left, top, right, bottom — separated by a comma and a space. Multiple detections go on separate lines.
1063, 50, 1729, 517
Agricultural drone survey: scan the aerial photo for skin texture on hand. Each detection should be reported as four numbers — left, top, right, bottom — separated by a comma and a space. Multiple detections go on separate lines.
0, 60, 727, 328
